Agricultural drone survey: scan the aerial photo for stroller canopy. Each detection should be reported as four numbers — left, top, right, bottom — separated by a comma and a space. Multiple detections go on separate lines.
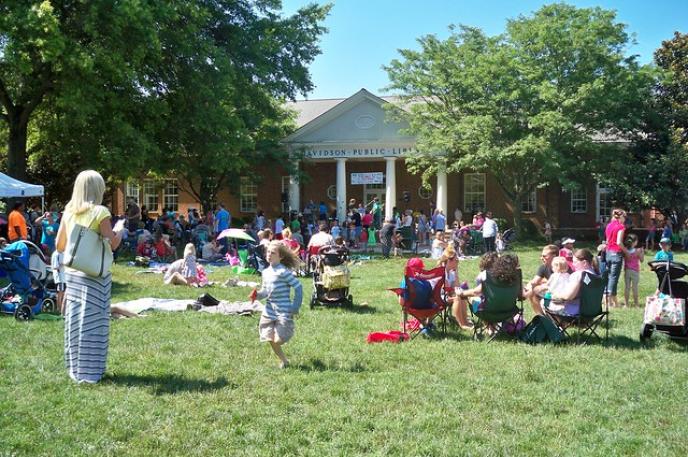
0, 241, 31, 294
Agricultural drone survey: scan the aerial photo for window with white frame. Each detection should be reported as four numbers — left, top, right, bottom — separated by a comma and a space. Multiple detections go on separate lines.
598, 187, 612, 220
143, 180, 159, 211
126, 181, 140, 204
163, 179, 179, 212
522, 190, 537, 213
240, 177, 257, 213
570, 188, 587, 213
463, 173, 486, 213
281, 176, 290, 214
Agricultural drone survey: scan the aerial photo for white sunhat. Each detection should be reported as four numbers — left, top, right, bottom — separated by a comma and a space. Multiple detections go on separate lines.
562, 238, 576, 245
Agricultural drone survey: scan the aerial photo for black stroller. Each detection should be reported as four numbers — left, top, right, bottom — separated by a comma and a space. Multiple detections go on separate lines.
247, 243, 269, 274
500, 228, 517, 251
310, 246, 353, 308
640, 261, 688, 341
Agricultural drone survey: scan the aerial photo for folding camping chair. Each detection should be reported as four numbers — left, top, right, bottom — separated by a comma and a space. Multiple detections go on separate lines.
545, 271, 608, 345
470, 270, 524, 342
389, 266, 449, 339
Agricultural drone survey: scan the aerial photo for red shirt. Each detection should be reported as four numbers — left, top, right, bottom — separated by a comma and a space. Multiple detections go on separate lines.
605, 219, 625, 253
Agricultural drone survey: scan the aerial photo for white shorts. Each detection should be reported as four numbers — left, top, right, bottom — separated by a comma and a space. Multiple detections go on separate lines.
258, 315, 295, 344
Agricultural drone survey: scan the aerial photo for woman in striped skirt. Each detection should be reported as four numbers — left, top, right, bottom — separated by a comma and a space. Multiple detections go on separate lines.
56, 170, 123, 384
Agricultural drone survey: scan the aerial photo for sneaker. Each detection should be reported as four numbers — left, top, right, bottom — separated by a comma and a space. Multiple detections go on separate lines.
279, 361, 290, 369
420, 327, 432, 338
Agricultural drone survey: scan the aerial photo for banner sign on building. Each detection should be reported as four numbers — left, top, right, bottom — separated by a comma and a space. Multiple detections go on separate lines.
351, 172, 384, 185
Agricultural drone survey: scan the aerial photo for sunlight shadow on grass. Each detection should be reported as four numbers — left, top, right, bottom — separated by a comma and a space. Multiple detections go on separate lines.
311, 303, 378, 314
293, 359, 366, 373
103, 373, 235, 395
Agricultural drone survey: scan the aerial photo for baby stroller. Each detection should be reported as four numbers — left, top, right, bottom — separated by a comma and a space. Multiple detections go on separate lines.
500, 228, 516, 251
641, 261, 688, 341
247, 243, 269, 274
310, 245, 353, 308
1, 241, 58, 320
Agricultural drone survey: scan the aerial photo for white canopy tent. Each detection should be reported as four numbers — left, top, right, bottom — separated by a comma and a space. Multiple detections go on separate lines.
0, 172, 45, 210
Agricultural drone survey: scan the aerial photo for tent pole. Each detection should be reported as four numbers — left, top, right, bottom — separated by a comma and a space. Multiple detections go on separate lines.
42, 196, 45, 212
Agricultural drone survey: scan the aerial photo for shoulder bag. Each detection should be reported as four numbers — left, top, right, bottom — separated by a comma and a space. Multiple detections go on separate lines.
64, 211, 113, 278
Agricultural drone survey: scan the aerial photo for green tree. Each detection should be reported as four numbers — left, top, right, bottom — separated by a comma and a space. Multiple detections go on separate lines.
385, 4, 652, 233
0, 1, 164, 181
149, 1, 330, 211
597, 31, 688, 219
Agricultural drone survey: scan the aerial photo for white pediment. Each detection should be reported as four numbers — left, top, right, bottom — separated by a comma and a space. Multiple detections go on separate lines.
284, 89, 415, 146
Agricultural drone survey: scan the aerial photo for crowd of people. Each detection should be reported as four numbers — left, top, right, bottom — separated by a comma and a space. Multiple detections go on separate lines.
8, 169, 684, 380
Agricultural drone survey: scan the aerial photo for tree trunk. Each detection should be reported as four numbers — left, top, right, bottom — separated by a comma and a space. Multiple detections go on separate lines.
199, 177, 218, 214
511, 194, 525, 237
7, 112, 28, 181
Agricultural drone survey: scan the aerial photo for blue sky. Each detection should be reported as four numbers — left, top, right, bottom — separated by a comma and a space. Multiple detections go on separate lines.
281, 0, 687, 99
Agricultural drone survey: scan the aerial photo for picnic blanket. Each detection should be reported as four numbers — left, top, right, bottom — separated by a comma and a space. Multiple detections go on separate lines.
111, 298, 193, 314
199, 301, 264, 316
110, 298, 264, 316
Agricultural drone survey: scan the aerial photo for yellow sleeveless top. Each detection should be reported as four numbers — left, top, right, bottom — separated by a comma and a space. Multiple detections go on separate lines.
64, 205, 111, 234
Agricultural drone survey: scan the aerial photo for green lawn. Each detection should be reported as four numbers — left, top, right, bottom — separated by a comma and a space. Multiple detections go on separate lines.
1, 245, 687, 456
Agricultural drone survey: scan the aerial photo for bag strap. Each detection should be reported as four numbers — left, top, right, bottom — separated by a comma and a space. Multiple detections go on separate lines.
659, 260, 673, 296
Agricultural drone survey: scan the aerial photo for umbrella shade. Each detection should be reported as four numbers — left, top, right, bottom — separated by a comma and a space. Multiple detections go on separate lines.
217, 228, 255, 242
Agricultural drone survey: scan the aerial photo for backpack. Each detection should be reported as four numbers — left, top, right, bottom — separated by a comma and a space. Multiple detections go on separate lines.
520, 315, 563, 344
196, 293, 220, 307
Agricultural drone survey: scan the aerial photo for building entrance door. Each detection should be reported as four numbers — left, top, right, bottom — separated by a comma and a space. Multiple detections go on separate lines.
363, 183, 385, 210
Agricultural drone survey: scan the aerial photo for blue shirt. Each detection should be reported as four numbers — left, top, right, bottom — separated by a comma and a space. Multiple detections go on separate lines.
41, 220, 59, 250
654, 250, 674, 262
216, 208, 230, 232
257, 264, 303, 319
662, 226, 673, 239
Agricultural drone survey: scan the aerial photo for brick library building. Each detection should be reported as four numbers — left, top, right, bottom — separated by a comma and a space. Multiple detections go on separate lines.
114, 89, 628, 236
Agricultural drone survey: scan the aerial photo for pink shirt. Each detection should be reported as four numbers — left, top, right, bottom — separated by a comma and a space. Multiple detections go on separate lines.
625, 249, 641, 272
605, 219, 625, 253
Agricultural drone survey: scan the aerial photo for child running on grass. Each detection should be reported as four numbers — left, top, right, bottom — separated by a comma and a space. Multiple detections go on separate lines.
250, 240, 302, 369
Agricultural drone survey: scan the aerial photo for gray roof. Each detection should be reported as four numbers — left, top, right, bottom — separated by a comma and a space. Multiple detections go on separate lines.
286, 94, 401, 128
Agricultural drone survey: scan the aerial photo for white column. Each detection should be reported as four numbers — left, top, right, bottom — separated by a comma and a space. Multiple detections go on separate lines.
336, 158, 347, 223
385, 157, 397, 221
436, 165, 447, 215
289, 160, 300, 213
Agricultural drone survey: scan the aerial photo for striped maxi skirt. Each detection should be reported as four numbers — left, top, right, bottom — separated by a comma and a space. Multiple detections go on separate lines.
64, 270, 112, 383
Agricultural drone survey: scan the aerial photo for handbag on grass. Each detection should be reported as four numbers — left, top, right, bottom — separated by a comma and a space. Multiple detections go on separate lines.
64, 211, 113, 278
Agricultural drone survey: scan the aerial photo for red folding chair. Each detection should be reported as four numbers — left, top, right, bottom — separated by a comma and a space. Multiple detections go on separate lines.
389, 266, 449, 339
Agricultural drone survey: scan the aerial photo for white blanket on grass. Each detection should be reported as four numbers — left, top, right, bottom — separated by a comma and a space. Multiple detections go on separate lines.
111, 298, 263, 316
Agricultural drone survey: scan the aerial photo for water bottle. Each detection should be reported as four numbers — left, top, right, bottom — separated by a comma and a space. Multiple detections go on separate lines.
543, 292, 552, 309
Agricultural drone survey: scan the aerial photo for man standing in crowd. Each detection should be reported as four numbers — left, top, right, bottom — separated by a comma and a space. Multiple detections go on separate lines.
434, 209, 446, 232
482, 211, 498, 252
8, 201, 28, 241
215, 203, 230, 252
126, 198, 141, 231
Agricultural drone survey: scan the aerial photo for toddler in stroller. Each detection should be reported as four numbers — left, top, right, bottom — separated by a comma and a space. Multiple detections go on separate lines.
309, 245, 353, 308
0, 240, 58, 320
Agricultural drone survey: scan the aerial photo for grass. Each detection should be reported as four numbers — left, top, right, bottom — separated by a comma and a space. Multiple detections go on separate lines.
1, 244, 687, 456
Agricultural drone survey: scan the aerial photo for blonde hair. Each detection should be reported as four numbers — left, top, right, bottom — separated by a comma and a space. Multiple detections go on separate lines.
267, 240, 300, 270
282, 227, 292, 238
183, 243, 196, 259
65, 170, 106, 215
438, 243, 457, 266
551, 256, 568, 273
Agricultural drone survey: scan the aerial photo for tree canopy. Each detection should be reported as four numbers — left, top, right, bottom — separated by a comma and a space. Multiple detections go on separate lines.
385, 3, 654, 231
0, 0, 330, 207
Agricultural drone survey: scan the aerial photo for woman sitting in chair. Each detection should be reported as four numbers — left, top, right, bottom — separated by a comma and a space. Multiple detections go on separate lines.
453, 253, 519, 328
546, 248, 599, 316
